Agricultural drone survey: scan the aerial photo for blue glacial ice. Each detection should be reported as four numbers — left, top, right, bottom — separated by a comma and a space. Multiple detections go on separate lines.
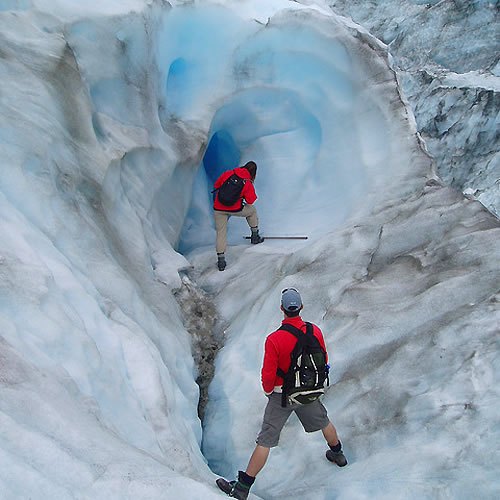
0, 1, 499, 499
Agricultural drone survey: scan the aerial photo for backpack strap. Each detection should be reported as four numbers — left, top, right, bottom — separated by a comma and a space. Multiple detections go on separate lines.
275, 323, 308, 407
211, 170, 248, 194
275, 324, 303, 379
211, 169, 234, 194
277, 323, 304, 340
278, 322, 316, 345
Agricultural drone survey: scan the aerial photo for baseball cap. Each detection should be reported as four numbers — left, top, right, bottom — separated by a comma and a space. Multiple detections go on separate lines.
281, 287, 302, 312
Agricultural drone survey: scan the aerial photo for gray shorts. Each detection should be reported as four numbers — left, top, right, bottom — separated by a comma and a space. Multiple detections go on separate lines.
256, 393, 331, 448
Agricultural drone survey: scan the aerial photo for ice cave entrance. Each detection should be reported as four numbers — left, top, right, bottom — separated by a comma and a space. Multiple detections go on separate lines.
176, 127, 243, 255
172, 20, 390, 256
176, 87, 338, 255
176, 85, 372, 255
203, 130, 240, 186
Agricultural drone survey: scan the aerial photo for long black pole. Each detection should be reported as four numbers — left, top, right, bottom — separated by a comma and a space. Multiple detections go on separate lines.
243, 236, 308, 240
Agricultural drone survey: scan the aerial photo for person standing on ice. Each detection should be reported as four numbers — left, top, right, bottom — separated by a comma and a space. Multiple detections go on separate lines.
212, 161, 264, 271
216, 288, 347, 499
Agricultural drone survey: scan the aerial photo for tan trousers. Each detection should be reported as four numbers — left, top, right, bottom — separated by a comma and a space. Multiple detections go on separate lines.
214, 204, 259, 253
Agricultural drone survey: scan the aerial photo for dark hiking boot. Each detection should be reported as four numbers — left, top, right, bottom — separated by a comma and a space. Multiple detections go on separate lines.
217, 255, 226, 271
326, 449, 348, 467
216, 478, 250, 499
250, 231, 264, 244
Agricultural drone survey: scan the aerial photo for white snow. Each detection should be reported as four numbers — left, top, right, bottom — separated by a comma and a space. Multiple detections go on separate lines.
0, 0, 498, 499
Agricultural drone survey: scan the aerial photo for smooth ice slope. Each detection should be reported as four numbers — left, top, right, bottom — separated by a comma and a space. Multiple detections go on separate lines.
0, 1, 499, 499
198, 183, 500, 500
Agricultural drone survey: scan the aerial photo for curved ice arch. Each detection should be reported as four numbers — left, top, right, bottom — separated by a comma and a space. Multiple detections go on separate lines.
154, 7, 404, 255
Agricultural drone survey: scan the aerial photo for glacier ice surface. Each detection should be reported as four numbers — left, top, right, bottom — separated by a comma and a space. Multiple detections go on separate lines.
0, 1, 499, 499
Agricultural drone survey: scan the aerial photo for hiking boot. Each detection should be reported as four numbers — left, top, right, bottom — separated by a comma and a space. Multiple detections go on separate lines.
326, 449, 348, 467
250, 231, 264, 244
216, 478, 250, 499
217, 255, 226, 271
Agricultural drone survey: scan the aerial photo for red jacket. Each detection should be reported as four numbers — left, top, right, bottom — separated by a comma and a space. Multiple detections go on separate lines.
261, 316, 328, 394
213, 167, 257, 212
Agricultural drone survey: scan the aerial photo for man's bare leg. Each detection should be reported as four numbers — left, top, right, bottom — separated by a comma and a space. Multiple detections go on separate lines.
323, 422, 347, 466
245, 445, 270, 477
322, 422, 339, 447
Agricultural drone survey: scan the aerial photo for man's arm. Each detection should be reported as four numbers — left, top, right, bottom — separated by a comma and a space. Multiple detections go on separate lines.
261, 337, 278, 394
242, 181, 257, 204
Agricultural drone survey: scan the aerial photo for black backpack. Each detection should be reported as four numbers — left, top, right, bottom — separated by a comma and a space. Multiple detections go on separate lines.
276, 322, 329, 407
214, 172, 246, 207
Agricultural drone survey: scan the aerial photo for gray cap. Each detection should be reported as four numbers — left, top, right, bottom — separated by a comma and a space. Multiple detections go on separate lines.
281, 288, 302, 312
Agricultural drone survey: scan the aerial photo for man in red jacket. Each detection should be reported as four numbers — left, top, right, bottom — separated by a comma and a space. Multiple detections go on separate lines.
213, 161, 264, 271
216, 288, 347, 499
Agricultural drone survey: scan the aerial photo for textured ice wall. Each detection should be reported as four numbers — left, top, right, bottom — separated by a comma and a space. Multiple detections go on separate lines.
327, 0, 500, 216
0, 2, 218, 498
